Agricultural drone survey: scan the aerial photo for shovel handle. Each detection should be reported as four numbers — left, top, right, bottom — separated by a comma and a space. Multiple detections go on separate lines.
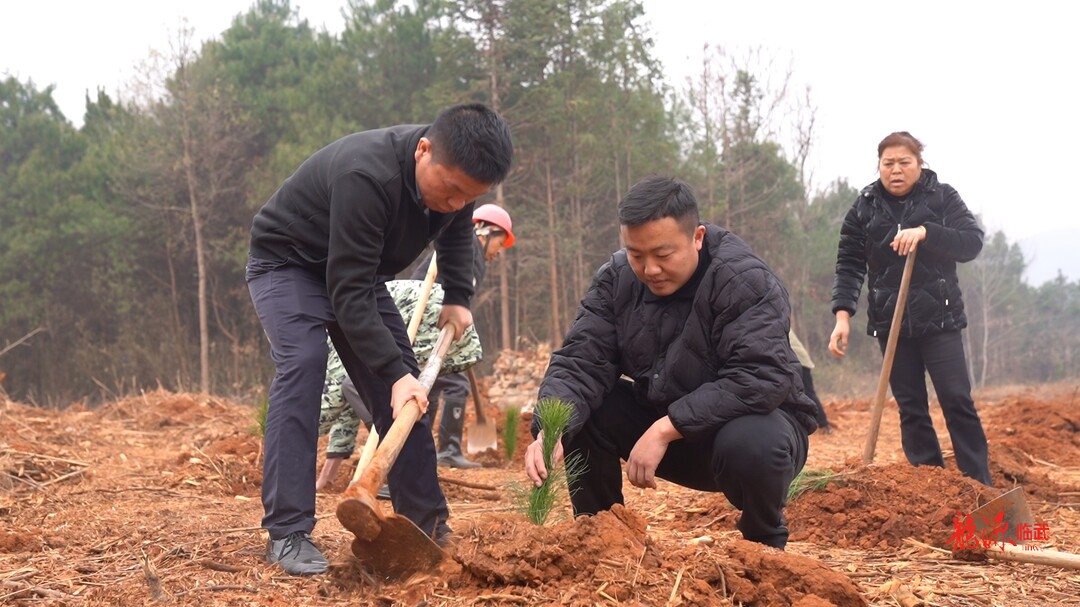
863, 248, 917, 464
465, 368, 488, 424
407, 252, 439, 344
356, 326, 454, 496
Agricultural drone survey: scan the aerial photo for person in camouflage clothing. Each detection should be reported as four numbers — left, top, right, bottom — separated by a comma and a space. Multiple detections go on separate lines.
415, 204, 515, 468
316, 280, 484, 490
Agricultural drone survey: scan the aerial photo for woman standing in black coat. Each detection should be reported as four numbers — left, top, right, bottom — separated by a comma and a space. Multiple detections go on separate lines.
829, 131, 992, 486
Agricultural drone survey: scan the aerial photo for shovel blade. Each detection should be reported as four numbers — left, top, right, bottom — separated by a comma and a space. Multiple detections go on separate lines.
349, 516, 444, 580
971, 486, 1035, 545
338, 491, 444, 580
466, 419, 498, 455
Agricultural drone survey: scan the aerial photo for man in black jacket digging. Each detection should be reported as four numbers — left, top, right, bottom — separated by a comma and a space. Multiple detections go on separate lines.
524, 176, 817, 550
247, 103, 513, 575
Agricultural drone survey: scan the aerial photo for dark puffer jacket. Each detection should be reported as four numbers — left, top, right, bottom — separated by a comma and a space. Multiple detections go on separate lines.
539, 223, 818, 443
831, 169, 983, 338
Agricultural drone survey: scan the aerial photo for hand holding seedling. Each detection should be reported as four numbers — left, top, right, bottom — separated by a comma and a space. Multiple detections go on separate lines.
524, 430, 564, 487
627, 416, 682, 489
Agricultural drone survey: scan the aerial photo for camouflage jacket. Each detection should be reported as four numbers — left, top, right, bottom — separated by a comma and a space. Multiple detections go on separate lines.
320, 280, 482, 456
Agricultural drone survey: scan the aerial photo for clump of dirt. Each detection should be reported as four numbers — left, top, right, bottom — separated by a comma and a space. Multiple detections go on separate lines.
0, 529, 40, 553
983, 395, 1080, 467
682, 540, 868, 607
455, 504, 651, 585
451, 505, 865, 606
97, 390, 234, 430
205, 433, 261, 458
785, 462, 995, 549
988, 442, 1061, 500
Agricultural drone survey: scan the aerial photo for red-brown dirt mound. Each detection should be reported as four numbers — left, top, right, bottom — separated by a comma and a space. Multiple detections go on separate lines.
451, 505, 866, 606
786, 462, 996, 549
979, 393, 1077, 499
455, 504, 650, 585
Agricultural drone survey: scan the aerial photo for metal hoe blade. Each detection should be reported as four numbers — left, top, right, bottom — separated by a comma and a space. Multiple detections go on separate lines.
970, 487, 1035, 545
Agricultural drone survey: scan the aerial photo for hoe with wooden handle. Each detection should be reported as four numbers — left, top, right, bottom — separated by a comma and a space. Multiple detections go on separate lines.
348, 252, 439, 484
959, 487, 1080, 570
863, 248, 917, 464
336, 325, 453, 579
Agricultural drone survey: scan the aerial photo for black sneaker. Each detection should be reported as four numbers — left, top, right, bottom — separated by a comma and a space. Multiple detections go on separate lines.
434, 523, 453, 548
266, 531, 328, 575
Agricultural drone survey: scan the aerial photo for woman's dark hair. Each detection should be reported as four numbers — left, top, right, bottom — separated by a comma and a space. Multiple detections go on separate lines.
617, 175, 700, 236
877, 131, 925, 165
428, 103, 514, 185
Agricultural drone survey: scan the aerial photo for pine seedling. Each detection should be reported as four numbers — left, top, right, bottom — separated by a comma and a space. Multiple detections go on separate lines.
787, 469, 840, 501
511, 398, 587, 525
250, 393, 269, 437
502, 406, 520, 462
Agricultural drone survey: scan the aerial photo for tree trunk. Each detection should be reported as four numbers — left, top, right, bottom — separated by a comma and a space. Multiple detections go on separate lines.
486, 13, 512, 351
178, 67, 211, 395
163, 220, 191, 388
545, 156, 561, 345
571, 114, 585, 307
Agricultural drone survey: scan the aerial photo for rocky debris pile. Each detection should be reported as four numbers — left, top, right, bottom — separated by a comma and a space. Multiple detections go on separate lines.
488, 342, 552, 413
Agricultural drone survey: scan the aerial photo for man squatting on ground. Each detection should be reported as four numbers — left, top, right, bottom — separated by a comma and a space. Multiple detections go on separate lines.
525, 176, 818, 550
246, 103, 513, 575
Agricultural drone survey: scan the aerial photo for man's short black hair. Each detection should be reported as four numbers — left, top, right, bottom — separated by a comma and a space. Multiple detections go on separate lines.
617, 175, 700, 235
428, 103, 514, 185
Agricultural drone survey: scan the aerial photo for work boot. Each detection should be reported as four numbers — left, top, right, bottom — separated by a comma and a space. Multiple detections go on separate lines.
437, 401, 481, 469
266, 531, 328, 576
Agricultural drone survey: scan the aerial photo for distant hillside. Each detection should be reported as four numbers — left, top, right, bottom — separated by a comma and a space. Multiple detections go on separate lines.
1018, 228, 1080, 285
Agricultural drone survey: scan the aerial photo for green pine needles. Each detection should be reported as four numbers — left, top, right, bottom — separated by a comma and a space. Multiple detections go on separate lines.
787, 469, 842, 502
512, 398, 587, 525
250, 393, 269, 437
502, 406, 520, 462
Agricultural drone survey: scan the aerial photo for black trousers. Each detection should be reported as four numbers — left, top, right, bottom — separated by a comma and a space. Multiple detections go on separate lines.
878, 330, 992, 486
247, 257, 448, 540
565, 380, 808, 549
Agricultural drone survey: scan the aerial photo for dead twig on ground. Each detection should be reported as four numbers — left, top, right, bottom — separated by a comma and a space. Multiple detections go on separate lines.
0, 579, 67, 601
197, 559, 245, 573
666, 565, 685, 605
439, 476, 498, 491
140, 550, 167, 602
174, 584, 257, 596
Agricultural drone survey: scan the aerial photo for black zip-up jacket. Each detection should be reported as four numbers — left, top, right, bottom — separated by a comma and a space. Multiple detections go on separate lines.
831, 169, 983, 338
538, 223, 818, 443
249, 125, 475, 384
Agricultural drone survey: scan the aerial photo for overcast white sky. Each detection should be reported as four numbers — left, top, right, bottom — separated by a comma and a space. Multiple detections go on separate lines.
3, 0, 1079, 244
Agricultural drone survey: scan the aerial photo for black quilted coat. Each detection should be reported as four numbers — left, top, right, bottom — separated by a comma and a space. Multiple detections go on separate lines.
539, 223, 818, 443
831, 169, 983, 338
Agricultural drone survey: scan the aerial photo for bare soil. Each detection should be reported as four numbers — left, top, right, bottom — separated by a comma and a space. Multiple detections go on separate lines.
2, 380, 1078, 606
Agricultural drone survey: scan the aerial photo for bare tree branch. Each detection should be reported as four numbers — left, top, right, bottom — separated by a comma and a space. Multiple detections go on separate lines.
0, 328, 46, 359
